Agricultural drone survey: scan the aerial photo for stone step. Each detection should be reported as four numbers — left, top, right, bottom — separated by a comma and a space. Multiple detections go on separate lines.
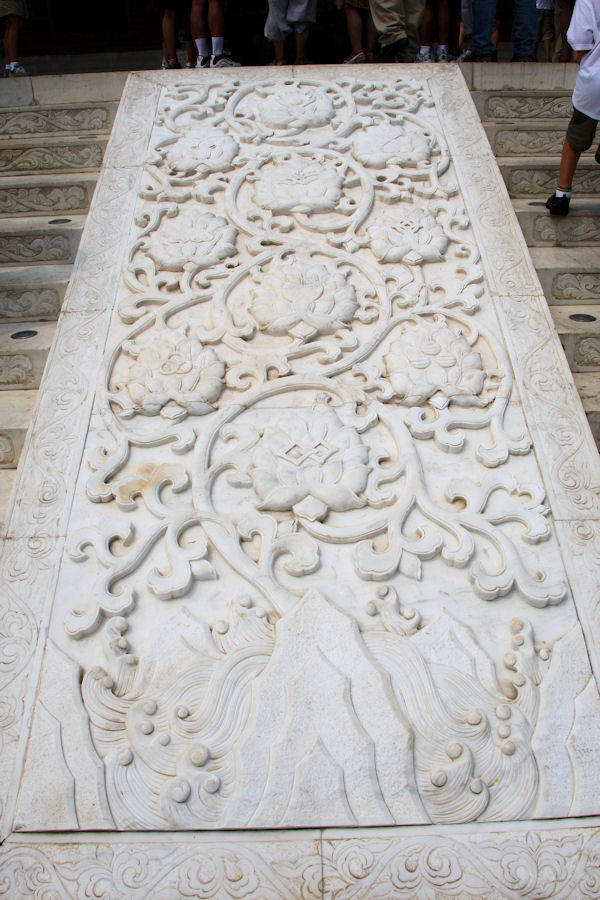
0, 389, 37, 468
0, 172, 97, 218
485, 123, 568, 157
0, 467, 16, 535
551, 305, 600, 372
472, 91, 573, 122
573, 373, 600, 451
0, 101, 118, 139
499, 157, 600, 199
529, 247, 600, 305
0, 321, 56, 390
0, 215, 84, 266
0, 264, 71, 322
512, 198, 600, 246
0, 135, 107, 176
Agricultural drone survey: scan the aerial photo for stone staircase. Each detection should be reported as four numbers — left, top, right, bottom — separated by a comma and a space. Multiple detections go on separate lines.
0, 73, 125, 531
1, 64, 600, 532
471, 63, 600, 444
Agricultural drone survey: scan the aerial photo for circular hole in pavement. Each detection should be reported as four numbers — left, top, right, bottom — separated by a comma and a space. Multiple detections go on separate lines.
49, 218, 71, 225
569, 313, 597, 323
11, 329, 38, 340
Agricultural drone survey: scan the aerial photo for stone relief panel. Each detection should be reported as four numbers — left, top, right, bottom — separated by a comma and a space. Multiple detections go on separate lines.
11, 71, 600, 836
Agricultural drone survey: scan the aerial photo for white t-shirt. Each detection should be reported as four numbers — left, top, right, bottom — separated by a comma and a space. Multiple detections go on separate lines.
568, 0, 600, 120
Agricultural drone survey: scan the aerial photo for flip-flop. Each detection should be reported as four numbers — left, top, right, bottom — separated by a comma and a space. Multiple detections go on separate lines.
343, 51, 366, 63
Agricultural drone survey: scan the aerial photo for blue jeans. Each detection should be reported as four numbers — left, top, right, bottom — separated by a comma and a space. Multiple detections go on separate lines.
472, 0, 537, 57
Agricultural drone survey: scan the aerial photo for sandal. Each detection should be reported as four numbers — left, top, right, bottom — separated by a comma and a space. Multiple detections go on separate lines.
343, 51, 366, 64
269, 58, 286, 65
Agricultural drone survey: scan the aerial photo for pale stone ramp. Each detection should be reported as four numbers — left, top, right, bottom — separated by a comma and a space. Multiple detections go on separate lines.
2, 66, 600, 895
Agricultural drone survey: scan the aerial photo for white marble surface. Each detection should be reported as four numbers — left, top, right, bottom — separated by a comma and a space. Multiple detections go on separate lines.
2, 65, 600, 889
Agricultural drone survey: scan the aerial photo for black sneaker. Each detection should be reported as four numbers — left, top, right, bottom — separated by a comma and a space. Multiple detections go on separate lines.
374, 37, 409, 63
545, 193, 570, 216
460, 49, 497, 62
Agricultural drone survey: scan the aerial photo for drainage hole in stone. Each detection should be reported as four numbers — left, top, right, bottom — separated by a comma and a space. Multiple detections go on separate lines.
11, 330, 38, 340
569, 313, 597, 323
49, 218, 71, 225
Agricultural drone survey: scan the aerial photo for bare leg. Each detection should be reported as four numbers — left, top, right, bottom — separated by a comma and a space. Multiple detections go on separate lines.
345, 4, 364, 55
419, 0, 435, 44
162, 9, 178, 64
558, 137, 581, 189
207, 0, 225, 36
3, 15, 23, 63
270, 39, 286, 63
184, 38, 198, 65
365, 9, 377, 56
559, 0, 573, 61
436, 0, 450, 45
190, 0, 208, 38
295, 32, 307, 61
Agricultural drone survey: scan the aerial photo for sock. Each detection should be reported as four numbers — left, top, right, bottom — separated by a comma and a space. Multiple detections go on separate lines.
437, 44, 447, 52
195, 38, 211, 57
5, 62, 20, 70
212, 36, 224, 57
420, 45, 431, 55
555, 186, 572, 197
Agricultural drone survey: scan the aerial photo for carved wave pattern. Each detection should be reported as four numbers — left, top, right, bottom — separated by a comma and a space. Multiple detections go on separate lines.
0, 144, 104, 173
27, 74, 586, 832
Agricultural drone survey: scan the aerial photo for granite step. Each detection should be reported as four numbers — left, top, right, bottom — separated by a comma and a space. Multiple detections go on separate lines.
0, 467, 16, 535
0, 101, 118, 139
472, 90, 573, 122
485, 123, 569, 157
0, 215, 84, 266
0, 136, 107, 176
0, 321, 55, 390
0, 172, 98, 218
550, 305, 600, 372
529, 248, 600, 305
499, 157, 600, 199
0, 264, 71, 322
512, 198, 600, 246
0, 389, 37, 468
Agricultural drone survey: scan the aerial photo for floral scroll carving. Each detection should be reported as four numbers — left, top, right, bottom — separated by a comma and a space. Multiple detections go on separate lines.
12, 72, 591, 839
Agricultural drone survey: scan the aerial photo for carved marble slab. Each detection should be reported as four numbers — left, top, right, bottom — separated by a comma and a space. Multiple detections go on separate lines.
2, 67, 600, 890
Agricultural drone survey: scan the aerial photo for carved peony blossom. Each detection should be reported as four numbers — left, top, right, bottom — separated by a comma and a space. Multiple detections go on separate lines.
163, 128, 238, 176
249, 253, 358, 340
257, 85, 335, 130
367, 208, 448, 265
383, 315, 487, 408
144, 208, 237, 272
117, 325, 225, 420
352, 123, 432, 168
252, 154, 344, 215
249, 397, 371, 521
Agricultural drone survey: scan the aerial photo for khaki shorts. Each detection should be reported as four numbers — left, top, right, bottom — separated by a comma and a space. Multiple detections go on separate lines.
567, 106, 599, 153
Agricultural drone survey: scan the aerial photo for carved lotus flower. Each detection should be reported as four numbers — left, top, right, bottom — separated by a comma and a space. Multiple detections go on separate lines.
119, 325, 225, 420
383, 315, 487, 408
249, 253, 358, 340
144, 208, 237, 271
257, 85, 335, 129
367, 208, 448, 265
252, 154, 344, 214
249, 397, 371, 521
164, 127, 238, 175
353, 123, 432, 168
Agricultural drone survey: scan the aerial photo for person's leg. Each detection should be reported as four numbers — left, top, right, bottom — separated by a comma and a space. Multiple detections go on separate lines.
364, 7, 378, 55
369, 0, 408, 50
345, 3, 365, 56
287, 0, 316, 59
265, 0, 292, 62
403, 0, 426, 56
471, 0, 495, 57
3, 14, 24, 64
294, 30, 308, 61
559, 0, 573, 61
436, 0, 450, 45
162, 8, 179, 65
512, 0, 537, 59
207, 0, 225, 45
547, 109, 598, 215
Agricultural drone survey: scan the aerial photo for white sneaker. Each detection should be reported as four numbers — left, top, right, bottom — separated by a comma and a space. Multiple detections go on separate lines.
210, 53, 240, 67
436, 47, 454, 62
4, 62, 28, 76
413, 49, 432, 62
